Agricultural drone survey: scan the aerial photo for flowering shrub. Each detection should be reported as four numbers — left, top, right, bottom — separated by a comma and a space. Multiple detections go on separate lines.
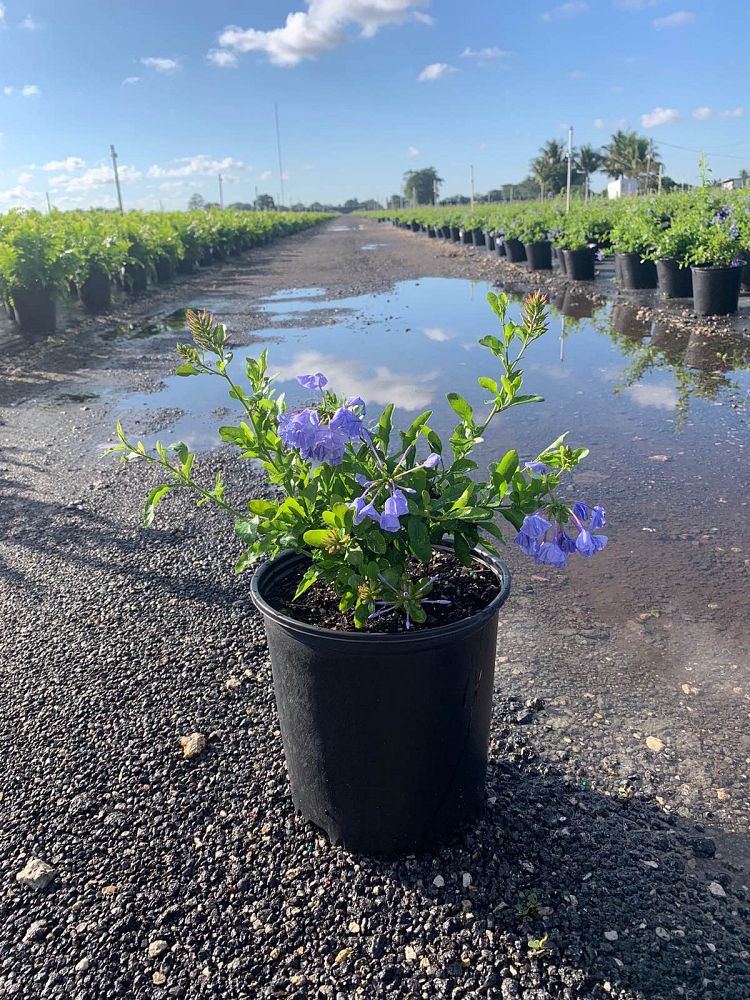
110, 293, 607, 629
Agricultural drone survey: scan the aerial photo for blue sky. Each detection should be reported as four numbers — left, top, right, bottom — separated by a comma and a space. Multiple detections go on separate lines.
1, 0, 748, 210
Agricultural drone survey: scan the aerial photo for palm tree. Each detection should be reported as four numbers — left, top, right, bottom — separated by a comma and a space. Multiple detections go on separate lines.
403, 167, 443, 206
530, 139, 568, 199
740, 169, 750, 189
577, 144, 604, 201
603, 130, 662, 193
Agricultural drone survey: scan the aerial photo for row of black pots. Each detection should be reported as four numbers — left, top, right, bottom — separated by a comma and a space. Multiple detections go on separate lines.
614, 251, 745, 315
391, 219, 748, 315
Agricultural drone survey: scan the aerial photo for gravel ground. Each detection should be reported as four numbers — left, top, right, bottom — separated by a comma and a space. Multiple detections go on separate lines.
1, 219, 748, 1000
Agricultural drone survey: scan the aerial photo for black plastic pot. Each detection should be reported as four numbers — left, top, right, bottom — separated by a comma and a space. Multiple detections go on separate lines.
124, 263, 148, 295
559, 287, 597, 320
656, 258, 693, 299
410, 222, 420, 233
555, 247, 567, 275
562, 248, 595, 281
503, 238, 527, 263
450, 226, 461, 242
80, 268, 111, 312
460, 229, 473, 246
524, 241, 552, 271
155, 256, 176, 283
427, 227, 436, 239
495, 240, 506, 258
12, 287, 56, 333
612, 302, 650, 341
250, 547, 511, 856
691, 265, 743, 316
485, 232, 496, 252
616, 252, 657, 290
471, 230, 486, 249
177, 258, 197, 275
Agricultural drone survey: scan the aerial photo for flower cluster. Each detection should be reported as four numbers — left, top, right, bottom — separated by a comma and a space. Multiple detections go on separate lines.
278, 373, 366, 466
515, 500, 607, 567
352, 452, 441, 533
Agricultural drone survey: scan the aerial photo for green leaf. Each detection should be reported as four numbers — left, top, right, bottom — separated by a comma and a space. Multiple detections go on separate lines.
478, 376, 499, 394
293, 567, 320, 600
478, 334, 504, 357
496, 449, 519, 483
376, 403, 394, 448
452, 532, 473, 566
234, 518, 259, 544
407, 517, 432, 562
144, 484, 171, 528
446, 393, 474, 422
247, 499, 277, 517
175, 363, 199, 376
303, 529, 332, 547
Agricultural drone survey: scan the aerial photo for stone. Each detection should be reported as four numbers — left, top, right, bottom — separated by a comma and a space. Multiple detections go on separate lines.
16, 858, 56, 890
708, 881, 726, 898
152, 972, 167, 986
433, 875, 445, 888
178, 733, 207, 759
23, 920, 47, 944
75, 958, 90, 973
645, 736, 664, 753
604, 930, 618, 941
148, 939, 169, 958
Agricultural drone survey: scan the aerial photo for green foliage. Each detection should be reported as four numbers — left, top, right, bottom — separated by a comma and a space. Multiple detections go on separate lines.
110, 293, 591, 628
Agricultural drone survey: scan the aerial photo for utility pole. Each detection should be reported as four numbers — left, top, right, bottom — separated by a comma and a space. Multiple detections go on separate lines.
274, 103, 285, 208
646, 139, 653, 194
45, 192, 51, 214
470, 164, 475, 208
658, 163, 663, 195
565, 126, 574, 213
218, 173, 224, 209
254, 184, 258, 210
110, 143, 124, 213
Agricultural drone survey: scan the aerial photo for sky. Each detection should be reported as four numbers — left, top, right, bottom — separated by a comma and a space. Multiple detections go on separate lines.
0, 0, 748, 211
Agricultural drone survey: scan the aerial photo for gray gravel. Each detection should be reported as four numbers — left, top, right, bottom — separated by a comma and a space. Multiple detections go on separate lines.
1, 219, 748, 999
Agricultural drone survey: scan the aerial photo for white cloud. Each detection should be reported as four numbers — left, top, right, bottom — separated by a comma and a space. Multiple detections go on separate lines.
541, 2, 588, 22
692, 106, 712, 120
0, 5, 5, 25
4, 84, 40, 97
41, 156, 86, 172
653, 10, 694, 28
274, 350, 438, 409
122, 76, 141, 86
141, 56, 180, 73
614, 0, 660, 8
407, 145, 420, 157
460, 46, 511, 59
570, 69, 585, 79
17, 172, 32, 184
641, 106, 680, 127
216, 0, 430, 67
51, 164, 142, 193
625, 383, 678, 410
417, 62, 456, 82
412, 10, 434, 24
593, 117, 605, 128
0, 184, 43, 210
19, 14, 38, 30
258, 170, 273, 181
147, 155, 248, 180
422, 327, 453, 342
207, 48, 238, 67
719, 106, 744, 118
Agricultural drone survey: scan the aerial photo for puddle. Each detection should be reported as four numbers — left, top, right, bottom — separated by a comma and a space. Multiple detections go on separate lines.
261, 287, 327, 301
115, 277, 750, 643
55, 391, 101, 404
100, 310, 188, 341
361, 243, 388, 251
328, 224, 365, 232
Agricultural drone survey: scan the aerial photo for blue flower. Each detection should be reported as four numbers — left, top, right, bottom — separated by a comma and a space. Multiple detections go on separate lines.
536, 541, 568, 567
576, 528, 608, 557
379, 495, 402, 532
330, 404, 364, 439
297, 372, 328, 390
525, 461, 547, 475
422, 452, 441, 469
352, 497, 380, 525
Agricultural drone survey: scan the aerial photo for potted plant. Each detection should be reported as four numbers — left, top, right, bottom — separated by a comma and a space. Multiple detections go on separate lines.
553, 212, 597, 281
68, 216, 129, 312
610, 207, 658, 290
518, 216, 553, 271
640, 207, 696, 299
0, 213, 70, 333
501, 219, 527, 263
110, 294, 607, 856
686, 204, 744, 316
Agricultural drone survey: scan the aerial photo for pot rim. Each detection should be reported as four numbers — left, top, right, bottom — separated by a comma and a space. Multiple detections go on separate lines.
690, 264, 744, 273
250, 544, 511, 645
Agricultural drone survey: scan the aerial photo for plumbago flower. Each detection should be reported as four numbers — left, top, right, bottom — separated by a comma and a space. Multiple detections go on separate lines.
108, 297, 608, 629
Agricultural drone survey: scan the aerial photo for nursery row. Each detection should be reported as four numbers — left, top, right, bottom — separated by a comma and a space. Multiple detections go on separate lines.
0, 208, 333, 333
366, 190, 750, 316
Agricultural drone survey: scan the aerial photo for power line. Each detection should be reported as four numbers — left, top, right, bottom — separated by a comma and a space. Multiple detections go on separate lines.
656, 139, 750, 162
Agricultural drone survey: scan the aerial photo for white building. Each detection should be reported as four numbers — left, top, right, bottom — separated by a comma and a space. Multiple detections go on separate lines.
607, 176, 639, 200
